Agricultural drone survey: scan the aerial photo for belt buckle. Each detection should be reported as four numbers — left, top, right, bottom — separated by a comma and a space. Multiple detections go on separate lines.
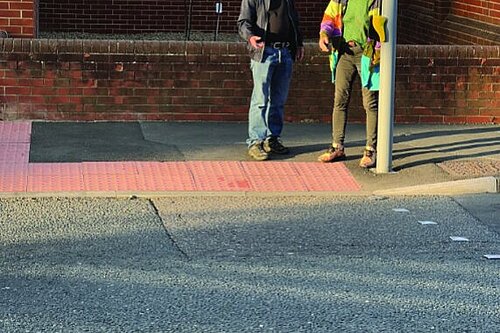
272, 42, 289, 49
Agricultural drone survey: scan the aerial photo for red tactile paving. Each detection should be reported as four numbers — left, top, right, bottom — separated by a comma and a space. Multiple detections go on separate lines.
27, 164, 84, 192
0, 168, 28, 192
28, 175, 84, 192
248, 175, 309, 192
0, 177, 28, 192
293, 162, 361, 192
83, 173, 141, 192
2, 160, 361, 193
135, 162, 196, 191
0, 121, 361, 194
28, 163, 82, 176
135, 161, 191, 175
192, 174, 252, 191
0, 122, 31, 143
186, 161, 245, 176
242, 161, 299, 176
82, 162, 138, 175
134, 173, 197, 191
0, 163, 28, 174
0, 144, 30, 164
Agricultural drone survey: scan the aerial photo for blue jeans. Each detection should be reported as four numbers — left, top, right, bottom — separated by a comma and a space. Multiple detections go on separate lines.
247, 46, 293, 147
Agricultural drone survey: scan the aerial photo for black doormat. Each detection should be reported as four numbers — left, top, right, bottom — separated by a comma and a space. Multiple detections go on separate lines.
29, 122, 184, 163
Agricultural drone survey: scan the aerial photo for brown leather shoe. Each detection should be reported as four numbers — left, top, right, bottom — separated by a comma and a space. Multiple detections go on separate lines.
318, 146, 346, 163
359, 147, 376, 168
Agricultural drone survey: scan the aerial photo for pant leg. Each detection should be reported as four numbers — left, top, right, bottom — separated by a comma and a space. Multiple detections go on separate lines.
332, 51, 358, 146
352, 48, 379, 149
361, 88, 378, 148
268, 48, 293, 138
247, 50, 274, 146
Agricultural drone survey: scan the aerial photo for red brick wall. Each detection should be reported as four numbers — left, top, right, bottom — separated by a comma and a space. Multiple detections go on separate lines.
0, 0, 37, 38
394, 45, 499, 124
451, 0, 500, 26
1, 40, 498, 124
38, 0, 188, 34
398, 0, 499, 45
37, 0, 324, 39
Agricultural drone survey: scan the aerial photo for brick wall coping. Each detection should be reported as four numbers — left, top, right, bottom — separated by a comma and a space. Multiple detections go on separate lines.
1, 39, 499, 58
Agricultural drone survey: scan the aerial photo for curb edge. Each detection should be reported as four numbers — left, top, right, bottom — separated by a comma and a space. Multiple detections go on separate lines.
372, 176, 499, 196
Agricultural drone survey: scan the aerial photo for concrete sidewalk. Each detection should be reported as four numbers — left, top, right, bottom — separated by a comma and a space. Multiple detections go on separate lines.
1, 121, 499, 196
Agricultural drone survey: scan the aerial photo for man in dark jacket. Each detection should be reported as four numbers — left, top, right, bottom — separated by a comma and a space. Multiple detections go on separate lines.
238, 0, 304, 161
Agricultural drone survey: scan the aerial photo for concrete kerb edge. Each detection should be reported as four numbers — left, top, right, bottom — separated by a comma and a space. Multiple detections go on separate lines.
0, 190, 373, 199
1, 177, 498, 198
372, 176, 500, 196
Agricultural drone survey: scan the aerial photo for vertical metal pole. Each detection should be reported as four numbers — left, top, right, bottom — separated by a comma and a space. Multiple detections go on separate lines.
214, 2, 223, 41
214, 15, 221, 41
376, 0, 398, 173
185, 0, 193, 41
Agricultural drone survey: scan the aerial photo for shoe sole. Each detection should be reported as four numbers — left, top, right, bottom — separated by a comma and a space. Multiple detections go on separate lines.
248, 152, 269, 161
265, 149, 290, 155
318, 155, 346, 163
359, 162, 375, 168
263, 146, 290, 155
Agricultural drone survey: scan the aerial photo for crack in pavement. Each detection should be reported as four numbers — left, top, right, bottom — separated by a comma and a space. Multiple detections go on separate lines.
148, 198, 192, 261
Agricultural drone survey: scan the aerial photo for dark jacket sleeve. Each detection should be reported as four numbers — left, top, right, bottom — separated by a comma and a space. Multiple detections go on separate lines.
237, 0, 257, 42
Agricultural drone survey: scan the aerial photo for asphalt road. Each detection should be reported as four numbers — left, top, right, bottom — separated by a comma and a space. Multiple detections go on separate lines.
1, 195, 499, 332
